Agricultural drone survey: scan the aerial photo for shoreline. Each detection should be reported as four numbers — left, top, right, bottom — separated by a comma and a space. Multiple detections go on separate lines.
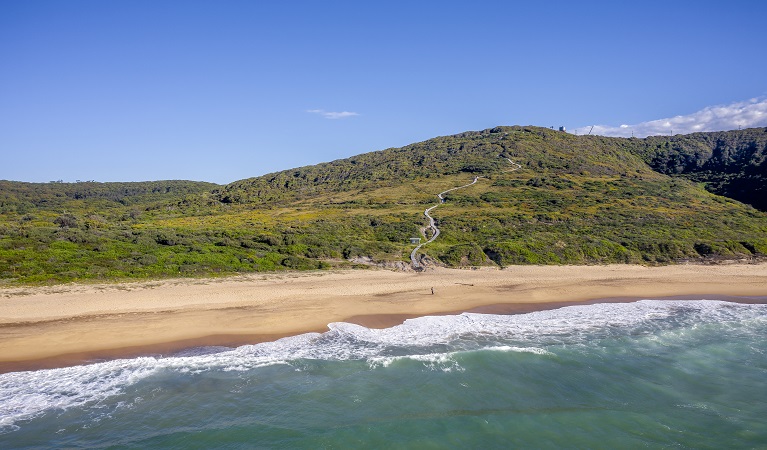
4, 295, 767, 374
1, 264, 766, 374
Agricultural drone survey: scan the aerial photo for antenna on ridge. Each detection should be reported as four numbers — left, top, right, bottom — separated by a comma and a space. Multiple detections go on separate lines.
587, 126, 594, 135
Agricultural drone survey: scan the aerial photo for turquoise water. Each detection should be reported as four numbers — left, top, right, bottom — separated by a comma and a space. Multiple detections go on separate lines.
2, 300, 766, 448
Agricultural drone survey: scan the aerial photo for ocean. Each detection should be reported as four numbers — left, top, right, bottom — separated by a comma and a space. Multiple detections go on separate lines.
1, 300, 766, 448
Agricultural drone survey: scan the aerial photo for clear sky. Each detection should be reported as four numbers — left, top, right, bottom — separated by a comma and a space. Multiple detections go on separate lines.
2, 1, 766, 184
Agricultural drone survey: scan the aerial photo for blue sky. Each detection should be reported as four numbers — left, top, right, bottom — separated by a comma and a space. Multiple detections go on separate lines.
2, 1, 766, 184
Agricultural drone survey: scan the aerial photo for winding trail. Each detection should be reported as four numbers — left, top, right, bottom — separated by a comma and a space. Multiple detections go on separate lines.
503, 157, 522, 172
410, 157, 522, 269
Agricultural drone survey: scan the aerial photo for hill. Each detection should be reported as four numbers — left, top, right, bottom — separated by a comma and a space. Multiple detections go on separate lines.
215, 126, 654, 205
1, 127, 766, 284
0, 180, 220, 213
629, 127, 767, 210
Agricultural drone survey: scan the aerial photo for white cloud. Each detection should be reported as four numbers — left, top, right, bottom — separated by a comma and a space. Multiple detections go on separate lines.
571, 97, 767, 137
306, 109, 359, 119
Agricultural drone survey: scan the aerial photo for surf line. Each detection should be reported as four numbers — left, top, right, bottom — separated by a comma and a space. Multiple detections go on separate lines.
410, 157, 522, 269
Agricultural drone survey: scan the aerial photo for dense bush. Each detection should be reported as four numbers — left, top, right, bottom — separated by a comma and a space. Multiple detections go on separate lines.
2, 126, 767, 285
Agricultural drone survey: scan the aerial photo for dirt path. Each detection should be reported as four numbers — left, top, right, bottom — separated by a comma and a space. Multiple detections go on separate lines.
410, 157, 522, 268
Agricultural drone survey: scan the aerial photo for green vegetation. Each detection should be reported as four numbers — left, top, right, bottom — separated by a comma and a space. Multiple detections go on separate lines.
2, 126, 766, 285
625, 127, 767, 211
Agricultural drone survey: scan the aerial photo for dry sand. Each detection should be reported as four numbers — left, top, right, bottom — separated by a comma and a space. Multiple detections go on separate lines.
1, 263, 766, 373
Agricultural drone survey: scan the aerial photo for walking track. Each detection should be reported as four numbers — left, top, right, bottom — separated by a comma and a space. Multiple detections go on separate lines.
410, 157, 522, 269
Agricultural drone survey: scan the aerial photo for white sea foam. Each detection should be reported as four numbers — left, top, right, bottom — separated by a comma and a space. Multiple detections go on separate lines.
1, 300, 764, 431
367, 346, 551, 371
368, 352, 462, 371
484, 346, 553, 355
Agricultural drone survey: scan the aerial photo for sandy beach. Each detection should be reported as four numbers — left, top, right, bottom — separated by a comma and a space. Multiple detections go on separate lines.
1, 263, 766, 373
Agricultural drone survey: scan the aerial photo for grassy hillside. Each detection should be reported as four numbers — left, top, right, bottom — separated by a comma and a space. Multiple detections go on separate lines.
215, 126, 654, 205
1, 127, 766, 285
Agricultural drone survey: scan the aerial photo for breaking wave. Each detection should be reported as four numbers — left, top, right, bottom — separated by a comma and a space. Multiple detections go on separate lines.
1, 300, 764, 432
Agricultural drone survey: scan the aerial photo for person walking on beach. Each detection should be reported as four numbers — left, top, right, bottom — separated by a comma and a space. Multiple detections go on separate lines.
431, 287, 434, 295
